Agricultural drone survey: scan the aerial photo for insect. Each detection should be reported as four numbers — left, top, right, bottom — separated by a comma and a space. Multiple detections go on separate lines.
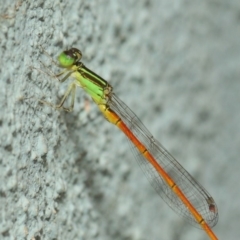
36, 48, 218, 240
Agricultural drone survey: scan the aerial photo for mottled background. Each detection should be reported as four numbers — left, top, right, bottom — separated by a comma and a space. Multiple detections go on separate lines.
0, 1, 239, 239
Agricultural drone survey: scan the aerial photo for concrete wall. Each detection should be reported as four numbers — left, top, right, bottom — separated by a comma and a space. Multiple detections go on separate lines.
0, 0, 240, 239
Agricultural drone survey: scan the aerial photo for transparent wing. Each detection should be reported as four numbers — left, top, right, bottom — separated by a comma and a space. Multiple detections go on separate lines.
108, 93, 218, 228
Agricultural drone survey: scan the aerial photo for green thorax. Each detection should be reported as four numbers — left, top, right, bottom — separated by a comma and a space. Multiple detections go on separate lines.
71, 63, 111, 105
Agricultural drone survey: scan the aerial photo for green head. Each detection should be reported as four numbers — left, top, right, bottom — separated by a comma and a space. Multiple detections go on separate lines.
58, 48, 82, 68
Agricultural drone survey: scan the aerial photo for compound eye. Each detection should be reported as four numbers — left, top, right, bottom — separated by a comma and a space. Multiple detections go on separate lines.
70, 48, 82, 61
58, 48, 82, 68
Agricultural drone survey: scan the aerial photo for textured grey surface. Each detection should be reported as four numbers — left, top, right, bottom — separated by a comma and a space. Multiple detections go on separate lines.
0, 0, 240, 240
